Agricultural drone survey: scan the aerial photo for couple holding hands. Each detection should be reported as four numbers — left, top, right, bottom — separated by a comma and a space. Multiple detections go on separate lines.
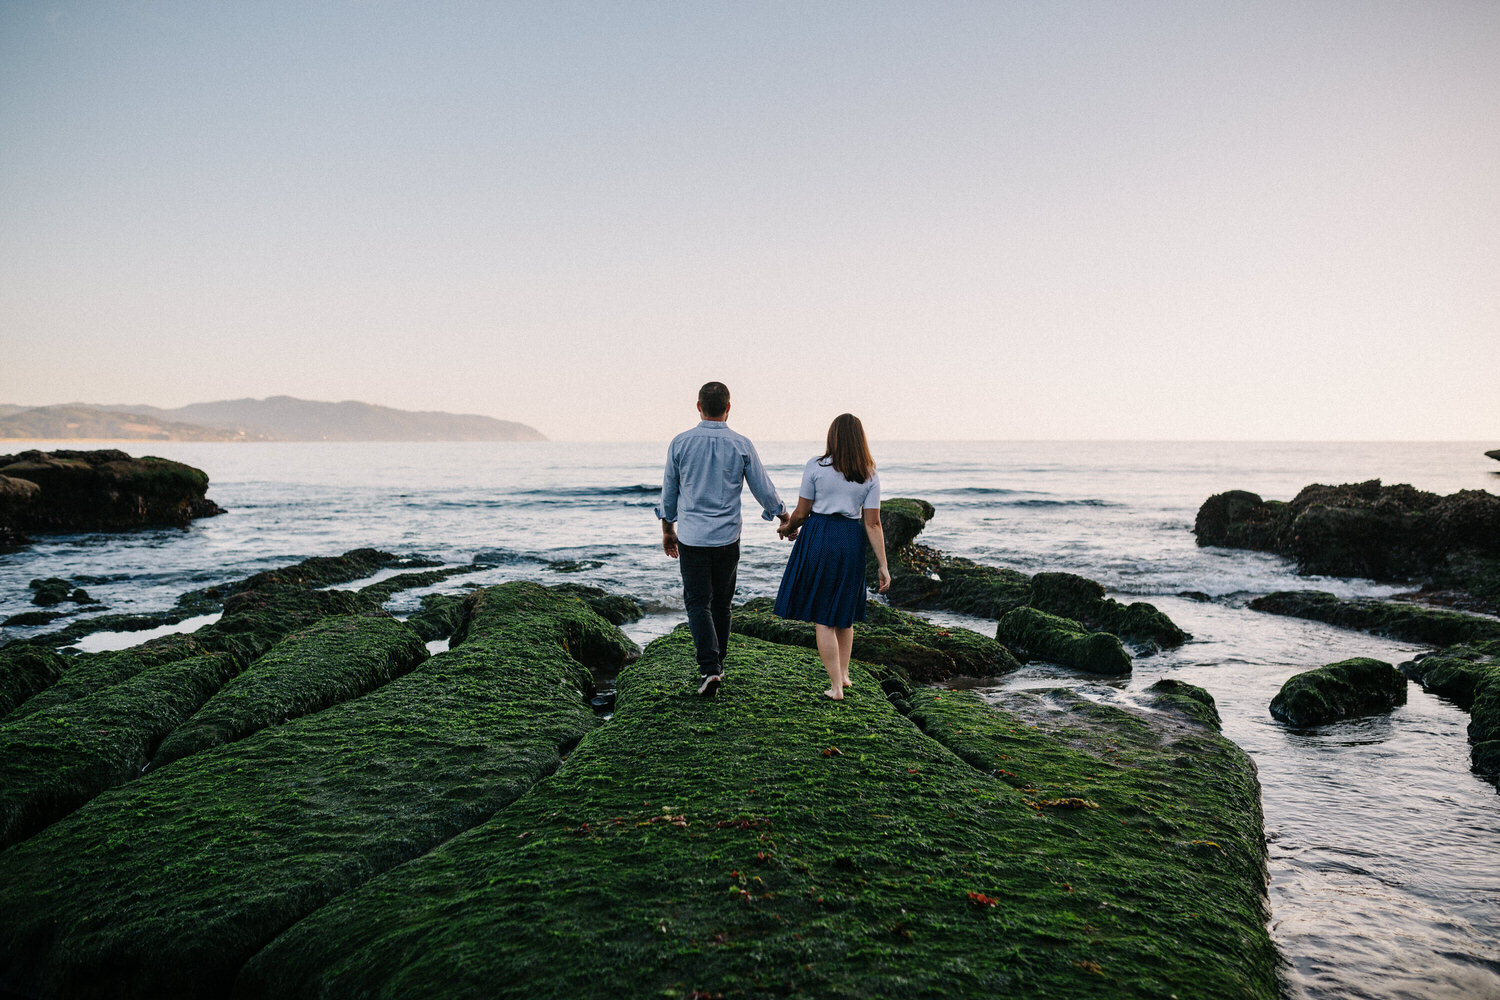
655, 381, 891, 701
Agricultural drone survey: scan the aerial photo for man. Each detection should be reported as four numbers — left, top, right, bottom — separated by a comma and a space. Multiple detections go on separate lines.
655, 381, 788, 697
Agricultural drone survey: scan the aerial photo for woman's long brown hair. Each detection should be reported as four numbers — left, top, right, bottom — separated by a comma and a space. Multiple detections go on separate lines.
821, 413, 875, 484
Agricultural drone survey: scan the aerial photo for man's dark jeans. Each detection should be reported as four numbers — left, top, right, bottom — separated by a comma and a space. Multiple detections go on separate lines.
678, 540, 739, 677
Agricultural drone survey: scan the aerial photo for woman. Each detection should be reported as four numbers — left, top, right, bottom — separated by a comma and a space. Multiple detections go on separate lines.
774, 413, 892, 700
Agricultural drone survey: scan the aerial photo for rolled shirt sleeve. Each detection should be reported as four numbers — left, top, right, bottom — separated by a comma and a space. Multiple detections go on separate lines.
744, 443, 786, 521
653, 444, 679, 523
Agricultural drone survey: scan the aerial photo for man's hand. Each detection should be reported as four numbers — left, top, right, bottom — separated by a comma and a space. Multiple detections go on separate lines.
776, 511, 797, 541
662, 522, 679, 559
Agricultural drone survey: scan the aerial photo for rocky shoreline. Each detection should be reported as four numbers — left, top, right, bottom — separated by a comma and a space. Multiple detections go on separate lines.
0, 517, 1277, 997
1195, 480, 1500, 781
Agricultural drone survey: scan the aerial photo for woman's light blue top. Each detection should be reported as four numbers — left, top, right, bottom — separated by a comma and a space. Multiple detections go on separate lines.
800, 457, 880, 519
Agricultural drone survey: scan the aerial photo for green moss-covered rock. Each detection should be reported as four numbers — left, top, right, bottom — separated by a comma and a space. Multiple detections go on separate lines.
401, 592, 467, 642
1402, 640, 1500, 782
903, 685, 1271, 993
237, 629, 1274, 1000
1029, 572, 1189, 648
731, 596, 1019, 682
997, 606, 1132, 675
0, 645, 68, 718
452, 583, 638, 670
1146, 678, 1222, 732
879, 496, 936, 550
356, 565, 479, 605
153, 616, 428, 769
1249, 591, 1500, 646
5, 632, 217, 722
1269, 658, 1407, 727
548, 583, 647, 625
0, 651, 241, 849
0, 582, 610, 999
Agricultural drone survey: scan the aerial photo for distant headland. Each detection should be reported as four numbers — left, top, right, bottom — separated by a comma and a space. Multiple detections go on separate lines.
0, 397, 546, 442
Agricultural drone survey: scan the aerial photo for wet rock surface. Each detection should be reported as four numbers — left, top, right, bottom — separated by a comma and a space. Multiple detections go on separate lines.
1269, 657, 1408, 727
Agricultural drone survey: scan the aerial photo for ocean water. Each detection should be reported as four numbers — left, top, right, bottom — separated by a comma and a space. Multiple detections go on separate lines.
2, 438, 1498, 997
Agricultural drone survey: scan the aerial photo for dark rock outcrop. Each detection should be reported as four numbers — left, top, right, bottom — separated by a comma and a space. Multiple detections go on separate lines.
1487, 449, 1500, 463
1195, 480, 1500, 611
0, 449, 225, 535
1269, 658, 1407, 727
1249, 591, 1500, 647
28, 578, 92, 607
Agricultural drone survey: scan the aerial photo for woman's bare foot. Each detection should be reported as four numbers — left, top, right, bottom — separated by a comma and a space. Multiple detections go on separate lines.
823, 689, 844, 700
842, 679, 853, 688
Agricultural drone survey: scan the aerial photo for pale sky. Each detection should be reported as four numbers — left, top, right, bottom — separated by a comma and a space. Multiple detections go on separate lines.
2, 1, 1496, 443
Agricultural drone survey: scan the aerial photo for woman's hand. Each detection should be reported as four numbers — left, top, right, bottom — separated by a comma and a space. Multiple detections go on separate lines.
877, 565, 891, 593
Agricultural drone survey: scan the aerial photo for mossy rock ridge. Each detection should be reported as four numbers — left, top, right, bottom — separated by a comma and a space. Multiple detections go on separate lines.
2, 547, 426, 654
1028, 572, 1190, 648
0, 645, 69, 719
452, 582, 639, 670
731, 596, 1019, 683
400, 592, 466, 642
4, 632, 218, 723
1195, 481, 1500, 611
237, 629, 1274, 999
1402, 640, 1500, 781
356, 565, 482, 605
904, 685, 1272, 994
1268, 658, 1408, 727
0, 582, 610, 1000
548, 582, 647, 625
0, 651, 241, 849
1248, 591, 1500, 647
153, 615, 429, 769
997, 606, 1133, 676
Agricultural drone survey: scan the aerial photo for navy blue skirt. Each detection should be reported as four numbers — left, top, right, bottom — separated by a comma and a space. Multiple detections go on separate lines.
774, 512, 868, 628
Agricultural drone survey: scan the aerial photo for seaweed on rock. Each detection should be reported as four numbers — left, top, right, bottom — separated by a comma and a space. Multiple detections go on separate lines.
236, 629, 1275, 1000
731, 596, 1019, 682
1268, 658, 1407, 727
1028, 572, 1190, 649
0, 582, 612, 1000
0, 644, 69, 719
152, 615, 428, 768
1402, 640, 1500, 782
548, 582, 647, 625
996, 606, 1133, 676
1248, 591, 1500, 647
401, 592, 467, 642
0, 651, 241, 849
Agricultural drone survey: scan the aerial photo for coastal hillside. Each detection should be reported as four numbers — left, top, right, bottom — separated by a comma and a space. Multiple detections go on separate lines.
1, 397, 546, 442
0, 406, 254, 442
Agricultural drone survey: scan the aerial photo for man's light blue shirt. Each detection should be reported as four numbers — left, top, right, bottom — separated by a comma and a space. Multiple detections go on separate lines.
655, 421, 785, 547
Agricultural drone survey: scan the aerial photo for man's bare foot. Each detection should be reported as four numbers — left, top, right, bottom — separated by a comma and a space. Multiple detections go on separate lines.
823, 689, 844, 700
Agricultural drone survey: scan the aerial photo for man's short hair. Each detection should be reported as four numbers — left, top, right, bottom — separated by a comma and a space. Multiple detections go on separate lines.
698, 381, 730, 418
